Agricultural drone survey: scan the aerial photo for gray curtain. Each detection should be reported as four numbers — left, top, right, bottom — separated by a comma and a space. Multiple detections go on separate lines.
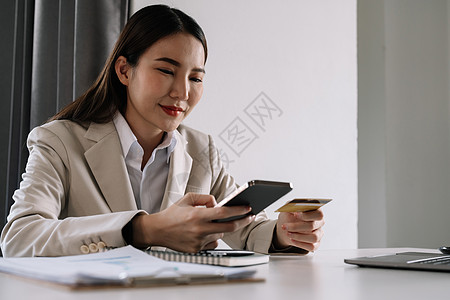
2, 0, 129, 230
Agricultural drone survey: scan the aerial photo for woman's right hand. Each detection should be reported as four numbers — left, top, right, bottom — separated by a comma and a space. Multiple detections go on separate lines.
130, 193, 255, 252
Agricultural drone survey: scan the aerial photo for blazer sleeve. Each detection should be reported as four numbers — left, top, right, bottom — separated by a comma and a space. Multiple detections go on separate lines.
0, 126, 143, 257
205, 135, 277, 254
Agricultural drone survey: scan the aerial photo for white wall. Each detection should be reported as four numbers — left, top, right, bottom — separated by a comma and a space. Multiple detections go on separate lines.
359, 0, 450, 248
132, 0, 358, 249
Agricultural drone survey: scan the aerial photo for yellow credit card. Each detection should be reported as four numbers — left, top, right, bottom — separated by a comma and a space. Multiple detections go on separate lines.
275, 198, 332, 212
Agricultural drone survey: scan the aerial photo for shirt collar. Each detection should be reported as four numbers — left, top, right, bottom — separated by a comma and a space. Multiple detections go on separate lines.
113, 112, 177, 163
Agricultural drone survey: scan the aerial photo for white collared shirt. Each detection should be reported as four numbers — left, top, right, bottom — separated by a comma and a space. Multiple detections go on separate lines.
113, 113, 177, 213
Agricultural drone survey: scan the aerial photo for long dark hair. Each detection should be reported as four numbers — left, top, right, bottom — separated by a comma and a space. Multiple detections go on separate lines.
51, 4, 207, 123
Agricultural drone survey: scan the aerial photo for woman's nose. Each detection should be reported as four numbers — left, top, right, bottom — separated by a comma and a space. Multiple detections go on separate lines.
169, 77, 189, 101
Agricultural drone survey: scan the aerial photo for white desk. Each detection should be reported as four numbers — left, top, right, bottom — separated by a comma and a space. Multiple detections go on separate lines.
0, 248, 449, 300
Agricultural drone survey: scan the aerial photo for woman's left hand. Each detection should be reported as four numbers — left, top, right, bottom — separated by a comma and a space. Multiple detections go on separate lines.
274, 208, 325, 252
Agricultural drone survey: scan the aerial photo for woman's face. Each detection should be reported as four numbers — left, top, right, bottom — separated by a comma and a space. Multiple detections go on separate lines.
120, 33, 205, 135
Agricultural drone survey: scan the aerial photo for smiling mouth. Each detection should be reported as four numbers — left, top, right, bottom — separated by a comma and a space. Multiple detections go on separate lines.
160, 105, 185, 117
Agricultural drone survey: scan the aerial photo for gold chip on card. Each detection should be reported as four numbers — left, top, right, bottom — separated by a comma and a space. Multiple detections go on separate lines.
275, 198, 332, 212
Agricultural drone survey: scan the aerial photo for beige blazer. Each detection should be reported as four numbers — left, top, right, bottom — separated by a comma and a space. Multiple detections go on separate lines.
0, 120, 276, 257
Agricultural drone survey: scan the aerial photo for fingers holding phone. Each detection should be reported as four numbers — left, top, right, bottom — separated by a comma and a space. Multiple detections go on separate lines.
132, 193, 255, 253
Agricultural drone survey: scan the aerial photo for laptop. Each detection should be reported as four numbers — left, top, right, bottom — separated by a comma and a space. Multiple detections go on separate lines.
344, 252, 450, 272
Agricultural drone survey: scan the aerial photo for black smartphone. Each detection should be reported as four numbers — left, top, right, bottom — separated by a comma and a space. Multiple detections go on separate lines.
213, 180, 293, 222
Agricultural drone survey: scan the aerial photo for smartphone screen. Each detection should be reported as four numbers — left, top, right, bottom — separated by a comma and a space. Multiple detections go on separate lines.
213, 180, 292, 222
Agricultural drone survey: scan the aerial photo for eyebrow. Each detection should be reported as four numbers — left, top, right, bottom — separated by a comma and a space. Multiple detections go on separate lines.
155, 57, 206, 74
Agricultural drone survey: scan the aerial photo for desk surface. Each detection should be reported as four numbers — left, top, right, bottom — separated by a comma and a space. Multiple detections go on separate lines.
1, 248, 449, 300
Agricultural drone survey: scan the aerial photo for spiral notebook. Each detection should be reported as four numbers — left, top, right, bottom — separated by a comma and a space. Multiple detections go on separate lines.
145, 249, 269, 267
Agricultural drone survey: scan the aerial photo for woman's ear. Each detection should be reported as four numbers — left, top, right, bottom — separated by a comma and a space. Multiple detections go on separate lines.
115, 56, 131, 86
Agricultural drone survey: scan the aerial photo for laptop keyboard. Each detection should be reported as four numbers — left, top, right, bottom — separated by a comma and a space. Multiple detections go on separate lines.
416, 257, 450, 265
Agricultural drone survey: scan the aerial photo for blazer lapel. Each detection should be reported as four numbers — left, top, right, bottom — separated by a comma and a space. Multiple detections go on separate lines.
83, 122, 137, 212
160, 131, 193, 210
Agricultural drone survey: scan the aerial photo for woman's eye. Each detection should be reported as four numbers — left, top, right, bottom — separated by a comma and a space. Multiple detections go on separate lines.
157, 68, 174, 75
190, 77, 203, 83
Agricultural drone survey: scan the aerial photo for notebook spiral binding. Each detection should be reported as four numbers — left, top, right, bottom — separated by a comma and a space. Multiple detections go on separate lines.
145, 249, 225, 266
101, 246, 268, 267
102, 247, 227, 265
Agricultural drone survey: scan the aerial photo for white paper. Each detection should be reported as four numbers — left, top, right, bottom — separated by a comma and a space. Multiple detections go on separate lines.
0, 246, 256, 286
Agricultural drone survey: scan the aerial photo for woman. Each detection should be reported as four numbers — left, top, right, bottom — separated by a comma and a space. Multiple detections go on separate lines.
1, 5, 324, 257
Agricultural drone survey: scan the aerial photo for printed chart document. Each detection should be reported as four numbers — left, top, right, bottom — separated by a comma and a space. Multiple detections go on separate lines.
0, 246, 262, 289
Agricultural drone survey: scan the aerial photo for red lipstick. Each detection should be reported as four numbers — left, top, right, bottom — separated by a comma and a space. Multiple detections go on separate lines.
160, 105, 184, 117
